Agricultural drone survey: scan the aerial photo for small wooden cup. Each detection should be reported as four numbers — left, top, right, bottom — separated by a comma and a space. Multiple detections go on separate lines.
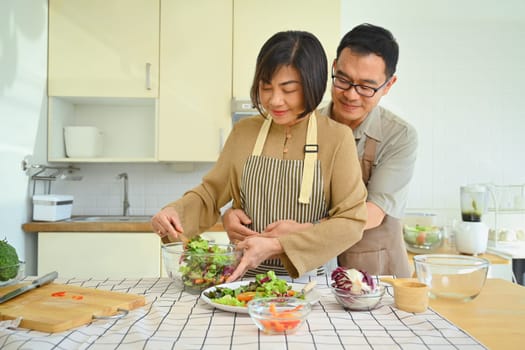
380, 277, 429, 313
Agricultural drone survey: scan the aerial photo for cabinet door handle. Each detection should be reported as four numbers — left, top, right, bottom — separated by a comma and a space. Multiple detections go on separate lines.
145, 62, 152, 90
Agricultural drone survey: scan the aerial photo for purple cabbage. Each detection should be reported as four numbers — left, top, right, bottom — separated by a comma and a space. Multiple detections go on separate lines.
331, 267, 375, 293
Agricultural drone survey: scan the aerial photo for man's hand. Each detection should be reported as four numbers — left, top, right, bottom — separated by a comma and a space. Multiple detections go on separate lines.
222, 208, 258, 243
364, 201, 385, 230
151, 207, 185, 242
260, 220, 313, 238
226, 236, 283, 282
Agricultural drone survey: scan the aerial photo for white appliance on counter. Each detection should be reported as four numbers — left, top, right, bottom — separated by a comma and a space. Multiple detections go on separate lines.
455, 184, 490, 255
32, 194, 74, 221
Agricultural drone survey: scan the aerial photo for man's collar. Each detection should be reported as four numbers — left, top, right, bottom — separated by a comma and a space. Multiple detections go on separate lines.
354, 106, 382, 142
321, 102, 383, 142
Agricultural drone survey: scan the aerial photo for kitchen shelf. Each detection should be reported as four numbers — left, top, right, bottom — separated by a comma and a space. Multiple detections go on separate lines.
48, 96, 158, 162
488, 208, 525, 214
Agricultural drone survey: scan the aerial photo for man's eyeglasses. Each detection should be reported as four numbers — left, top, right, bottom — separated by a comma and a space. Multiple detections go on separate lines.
331, 75, 390, 97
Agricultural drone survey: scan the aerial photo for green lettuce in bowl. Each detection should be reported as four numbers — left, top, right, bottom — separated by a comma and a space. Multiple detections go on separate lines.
162, 236, 242, 293
403, 224, 444, 253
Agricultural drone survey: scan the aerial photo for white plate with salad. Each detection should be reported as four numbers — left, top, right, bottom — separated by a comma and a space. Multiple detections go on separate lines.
200, 280, 321, 314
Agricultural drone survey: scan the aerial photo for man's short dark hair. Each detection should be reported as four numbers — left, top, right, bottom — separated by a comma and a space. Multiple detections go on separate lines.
337, 23, 399, 78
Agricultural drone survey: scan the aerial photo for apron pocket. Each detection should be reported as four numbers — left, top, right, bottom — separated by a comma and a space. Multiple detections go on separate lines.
338, 248, 388, 276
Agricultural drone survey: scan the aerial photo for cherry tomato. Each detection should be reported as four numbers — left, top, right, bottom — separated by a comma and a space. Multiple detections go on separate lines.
416, 231, 426, 245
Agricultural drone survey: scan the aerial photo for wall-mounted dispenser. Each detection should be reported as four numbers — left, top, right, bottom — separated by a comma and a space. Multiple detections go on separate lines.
231, 99, 259, 125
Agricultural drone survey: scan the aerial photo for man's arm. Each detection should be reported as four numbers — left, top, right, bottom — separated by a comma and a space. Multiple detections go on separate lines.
366, 118, 418, 221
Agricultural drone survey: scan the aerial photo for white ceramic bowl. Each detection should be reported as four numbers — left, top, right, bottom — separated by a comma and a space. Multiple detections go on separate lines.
414, 254, 489, 302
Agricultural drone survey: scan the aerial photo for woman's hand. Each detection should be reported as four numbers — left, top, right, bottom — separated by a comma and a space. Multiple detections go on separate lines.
151, 207, 184, 242
222, 208, 258, 243
261, 220, 313, 238
226, 236, 283, 282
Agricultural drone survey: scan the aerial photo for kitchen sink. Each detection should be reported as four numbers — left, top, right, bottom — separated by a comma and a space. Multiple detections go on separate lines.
67, 215, 152, 222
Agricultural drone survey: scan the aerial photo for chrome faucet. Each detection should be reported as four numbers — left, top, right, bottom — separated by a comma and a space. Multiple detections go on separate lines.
117, 172, 130, 216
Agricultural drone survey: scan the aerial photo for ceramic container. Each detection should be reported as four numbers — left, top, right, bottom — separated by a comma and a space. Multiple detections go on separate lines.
380, 277, 429, 313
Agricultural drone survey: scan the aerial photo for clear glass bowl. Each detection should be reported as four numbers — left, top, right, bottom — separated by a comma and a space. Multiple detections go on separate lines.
162, 242, 241, 293
403, 225, 444, 253
248, 297, 312, 334
0, 261, 26, 287
330, 284, 385, 311
414, 254, 489, 302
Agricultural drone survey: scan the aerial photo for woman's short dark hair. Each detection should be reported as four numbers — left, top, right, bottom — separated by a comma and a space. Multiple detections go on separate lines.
337, 23, 399, 78
250, 31, 327, 119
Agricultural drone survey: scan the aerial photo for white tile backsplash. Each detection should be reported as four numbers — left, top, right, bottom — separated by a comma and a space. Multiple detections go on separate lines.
47, 163, 215, 216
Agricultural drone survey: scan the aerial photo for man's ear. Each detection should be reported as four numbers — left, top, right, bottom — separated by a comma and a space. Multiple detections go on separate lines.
382, 75, 397, 96
332, 58, 338, 73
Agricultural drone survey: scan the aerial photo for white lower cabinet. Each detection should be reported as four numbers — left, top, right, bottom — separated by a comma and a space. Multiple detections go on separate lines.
38, 232, 161, 278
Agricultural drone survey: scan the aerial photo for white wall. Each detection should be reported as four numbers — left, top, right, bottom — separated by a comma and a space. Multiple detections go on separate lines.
3, 1, 525, 275
341, 0, 525, 225
0, 0, 48, 274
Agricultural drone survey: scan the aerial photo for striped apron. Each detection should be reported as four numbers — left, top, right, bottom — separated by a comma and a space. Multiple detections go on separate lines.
241, 112, 329, 276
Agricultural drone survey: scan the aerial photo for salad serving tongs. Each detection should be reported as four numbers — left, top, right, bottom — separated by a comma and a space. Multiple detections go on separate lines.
167, 222, 189, 244
178, 232, 190, 244
299, 280, 317, 297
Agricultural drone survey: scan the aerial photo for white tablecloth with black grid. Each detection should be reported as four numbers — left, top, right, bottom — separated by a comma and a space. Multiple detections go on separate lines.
0, 275, 487, 350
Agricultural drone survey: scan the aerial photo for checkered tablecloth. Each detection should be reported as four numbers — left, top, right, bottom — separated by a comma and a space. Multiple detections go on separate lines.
0, 275, 487, 350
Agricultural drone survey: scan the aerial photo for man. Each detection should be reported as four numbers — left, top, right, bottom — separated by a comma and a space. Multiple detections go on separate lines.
223, 23, 417, 277
320, 23, 417, 277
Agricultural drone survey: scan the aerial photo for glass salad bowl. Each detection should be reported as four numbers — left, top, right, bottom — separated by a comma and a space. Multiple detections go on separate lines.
403, 224, 444, 253
248, 297, 312, 334
330, 284, 385, 311
414, 254, 489, 302
162, 237, 242, 293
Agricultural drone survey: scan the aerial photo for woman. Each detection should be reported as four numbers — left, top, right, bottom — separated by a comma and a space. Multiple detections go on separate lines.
151, 30, 367, 280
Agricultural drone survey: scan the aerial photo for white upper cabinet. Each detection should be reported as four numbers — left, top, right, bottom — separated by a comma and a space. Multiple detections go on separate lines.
232, 0, 340, 101
158, 0, 233, 162
46, 0, 340, 163
48, 0, 159, 97
47, 0, 159, 162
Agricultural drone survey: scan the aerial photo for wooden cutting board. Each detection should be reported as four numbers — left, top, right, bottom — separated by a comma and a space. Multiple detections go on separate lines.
0, 282, 145, 333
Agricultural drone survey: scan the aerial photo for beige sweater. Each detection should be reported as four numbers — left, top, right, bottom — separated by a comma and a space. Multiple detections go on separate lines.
165, 112, 367, 277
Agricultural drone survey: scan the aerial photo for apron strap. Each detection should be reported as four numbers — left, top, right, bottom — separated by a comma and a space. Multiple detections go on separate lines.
298, 112, 318, 204
251, 113, 318, 204
252, 117, 272, 156
361, 136, 378, 186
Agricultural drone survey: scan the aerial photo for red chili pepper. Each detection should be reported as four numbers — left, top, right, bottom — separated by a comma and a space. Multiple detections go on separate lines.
51, 291, 66, 297
71, 295, 84, 300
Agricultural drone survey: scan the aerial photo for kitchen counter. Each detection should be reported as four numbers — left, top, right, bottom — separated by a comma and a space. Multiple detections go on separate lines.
23, 221, 510, 266
407, 242, 511, 266
2, 275, 522, 349
22, 218, 226, 278
22, 217, 225, 233
24, 220, 513, 280
430, 278, 525, 350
